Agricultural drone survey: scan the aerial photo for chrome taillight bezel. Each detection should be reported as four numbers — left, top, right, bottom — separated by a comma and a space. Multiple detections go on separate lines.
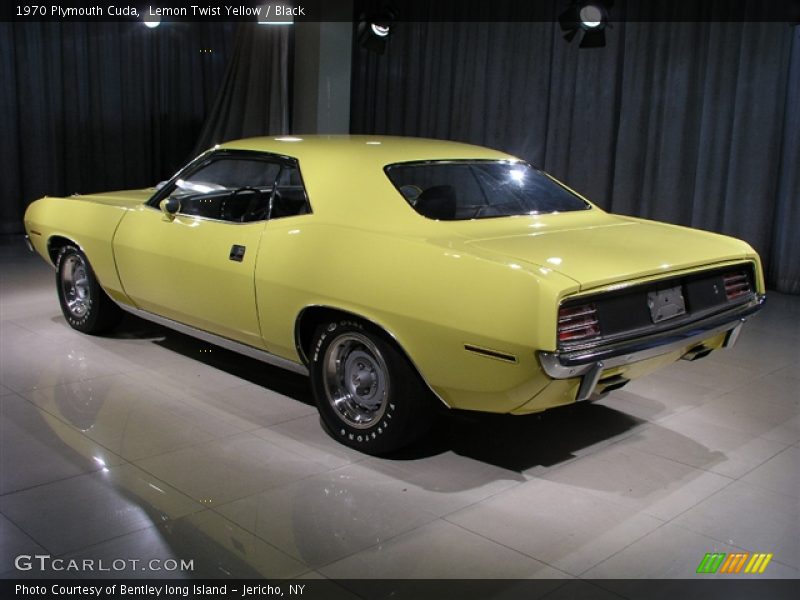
557, 303, 601, 345
723, 271, 751, 301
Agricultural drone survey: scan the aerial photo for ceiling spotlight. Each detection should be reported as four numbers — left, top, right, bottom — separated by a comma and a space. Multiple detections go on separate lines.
370, 23, 391, 37
357, 6, 396, 54
559, 1, 612, 48
579, 5, 603, 28
143, 14, 161, 28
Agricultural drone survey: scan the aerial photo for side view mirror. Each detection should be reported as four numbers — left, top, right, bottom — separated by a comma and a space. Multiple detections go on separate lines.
159, 197, 180, 220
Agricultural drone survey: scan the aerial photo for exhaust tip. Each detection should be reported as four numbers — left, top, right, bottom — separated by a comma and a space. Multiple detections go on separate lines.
682, 345, 713, 362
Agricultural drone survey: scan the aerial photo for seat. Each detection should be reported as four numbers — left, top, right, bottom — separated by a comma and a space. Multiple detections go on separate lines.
219, 194, 250, 222
415, 185, 457, 220
241, 190, 269, 222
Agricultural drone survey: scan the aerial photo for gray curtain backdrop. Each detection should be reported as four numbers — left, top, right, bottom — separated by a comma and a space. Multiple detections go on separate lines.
352, 20, 800, 294
769, 25, 800, 294
0, 22, 237, 234
193, 24, 292, 153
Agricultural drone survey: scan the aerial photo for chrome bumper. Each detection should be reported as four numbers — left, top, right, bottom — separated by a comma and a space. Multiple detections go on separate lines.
539, 294, 765, 402
24, 234, 35, 253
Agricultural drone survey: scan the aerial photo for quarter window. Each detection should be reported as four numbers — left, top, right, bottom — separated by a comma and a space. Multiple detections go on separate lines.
270, 165, 311, 219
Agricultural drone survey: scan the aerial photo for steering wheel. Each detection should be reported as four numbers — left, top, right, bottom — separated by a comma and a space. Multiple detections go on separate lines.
221, 187, 263, 222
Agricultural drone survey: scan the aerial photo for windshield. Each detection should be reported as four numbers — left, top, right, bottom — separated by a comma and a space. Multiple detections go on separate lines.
385, 161, 591, 220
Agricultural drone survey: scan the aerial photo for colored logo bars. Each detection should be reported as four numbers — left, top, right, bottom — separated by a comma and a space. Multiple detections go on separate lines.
696, 552, 774, 574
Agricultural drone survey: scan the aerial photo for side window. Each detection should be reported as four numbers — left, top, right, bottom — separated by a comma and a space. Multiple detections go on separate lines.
168, 158, 281, 222
270, 164, 311, 219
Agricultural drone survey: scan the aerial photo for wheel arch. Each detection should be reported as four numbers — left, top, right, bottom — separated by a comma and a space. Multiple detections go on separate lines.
47, 235, 83, 266
46, 236, 118, 300
294, 305, 450, 408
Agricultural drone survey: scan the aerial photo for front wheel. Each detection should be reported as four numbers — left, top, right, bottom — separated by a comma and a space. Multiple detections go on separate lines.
56, 245, 122, 334
309, 319, 433, 454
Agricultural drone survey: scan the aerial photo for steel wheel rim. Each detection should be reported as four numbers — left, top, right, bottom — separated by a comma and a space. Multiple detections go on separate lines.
61, 254, 91, 318
322, 332, 389, 429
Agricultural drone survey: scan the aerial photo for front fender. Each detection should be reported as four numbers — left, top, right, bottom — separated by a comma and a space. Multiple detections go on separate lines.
24, 196, 131, 303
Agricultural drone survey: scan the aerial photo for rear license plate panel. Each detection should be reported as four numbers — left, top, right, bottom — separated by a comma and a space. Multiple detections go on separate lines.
647, 285, 687, 323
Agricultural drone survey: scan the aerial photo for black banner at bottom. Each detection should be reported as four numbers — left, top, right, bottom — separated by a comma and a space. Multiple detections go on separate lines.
3, 579, 800, 600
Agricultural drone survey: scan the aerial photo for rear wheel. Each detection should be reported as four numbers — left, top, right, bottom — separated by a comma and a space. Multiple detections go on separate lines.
56, 245, 122, 334
309, 318, 433, 454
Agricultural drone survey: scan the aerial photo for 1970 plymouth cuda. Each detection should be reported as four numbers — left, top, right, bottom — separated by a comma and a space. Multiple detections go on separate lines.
23, 136, 765, 453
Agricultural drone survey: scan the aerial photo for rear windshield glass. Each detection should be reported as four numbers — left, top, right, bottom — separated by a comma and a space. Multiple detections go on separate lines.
385, 161, 591, 220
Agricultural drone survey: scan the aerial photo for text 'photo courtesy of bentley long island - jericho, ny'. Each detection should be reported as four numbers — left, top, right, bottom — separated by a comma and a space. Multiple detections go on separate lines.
23, 136, 765, 454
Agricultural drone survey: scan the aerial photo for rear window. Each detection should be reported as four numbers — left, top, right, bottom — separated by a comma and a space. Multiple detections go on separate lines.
385, 161, 591, 220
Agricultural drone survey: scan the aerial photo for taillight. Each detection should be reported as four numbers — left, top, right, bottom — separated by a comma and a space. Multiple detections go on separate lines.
558, 303, 601, 344
723, 272, 750, 301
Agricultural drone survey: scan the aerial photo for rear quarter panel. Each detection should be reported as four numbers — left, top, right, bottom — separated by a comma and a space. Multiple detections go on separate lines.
254, 217, 579, 413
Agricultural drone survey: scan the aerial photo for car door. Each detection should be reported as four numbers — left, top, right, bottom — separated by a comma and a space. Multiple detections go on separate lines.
113, 151, 283, 348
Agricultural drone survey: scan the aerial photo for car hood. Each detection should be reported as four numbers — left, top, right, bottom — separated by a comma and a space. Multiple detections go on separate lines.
70, 188, 154, 208
462, 215, 753, 291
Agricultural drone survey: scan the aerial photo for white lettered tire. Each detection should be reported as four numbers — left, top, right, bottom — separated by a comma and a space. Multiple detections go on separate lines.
309, 319, 433, 454
55, 245, 122, 334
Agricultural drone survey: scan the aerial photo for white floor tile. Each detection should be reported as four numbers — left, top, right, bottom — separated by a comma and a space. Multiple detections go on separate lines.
61, 511, 308, 579
216, 463, 439, 567
740, 446, 800, 500
254, 415, 369, 470
673, 480, 800, 570
0, 393, 124, 495
620, 415, 789, 479
0, 463, 203, 555
194, 383, 317, 431
0, 512, 47, 573
539, 444, 734, 521
134, 432, 329, 506
319, 519, 568, 579
445, 478, 664, 576
357, 451, 525, 517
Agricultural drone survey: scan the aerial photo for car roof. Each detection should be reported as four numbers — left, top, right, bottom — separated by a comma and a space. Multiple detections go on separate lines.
214, 136, 524, 226
217, 135, 517, 167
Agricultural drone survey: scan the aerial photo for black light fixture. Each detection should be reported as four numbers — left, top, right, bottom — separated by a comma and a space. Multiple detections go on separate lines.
357, 6, 396, 54
558, 1, 612, 48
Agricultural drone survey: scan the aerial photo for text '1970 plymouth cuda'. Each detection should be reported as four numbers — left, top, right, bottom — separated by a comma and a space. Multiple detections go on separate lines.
23, 136, 765, 454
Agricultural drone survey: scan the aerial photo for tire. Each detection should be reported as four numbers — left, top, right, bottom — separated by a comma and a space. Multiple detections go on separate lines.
55, 245, 122, 334
309, 318, 433, 455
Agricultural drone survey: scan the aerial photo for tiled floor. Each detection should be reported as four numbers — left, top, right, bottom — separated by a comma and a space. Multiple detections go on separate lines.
1, 237, 798, 586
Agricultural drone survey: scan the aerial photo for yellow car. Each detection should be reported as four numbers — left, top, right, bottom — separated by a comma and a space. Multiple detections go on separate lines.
23, 135, 765, 453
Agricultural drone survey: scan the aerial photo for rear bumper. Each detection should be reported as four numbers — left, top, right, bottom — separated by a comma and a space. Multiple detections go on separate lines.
538, 294, 765, 401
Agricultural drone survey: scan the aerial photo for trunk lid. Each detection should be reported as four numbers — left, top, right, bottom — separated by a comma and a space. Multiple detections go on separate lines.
462, 214, 751, 291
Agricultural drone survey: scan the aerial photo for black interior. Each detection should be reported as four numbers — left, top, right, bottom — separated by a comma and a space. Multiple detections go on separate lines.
415, 185, 457, 220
